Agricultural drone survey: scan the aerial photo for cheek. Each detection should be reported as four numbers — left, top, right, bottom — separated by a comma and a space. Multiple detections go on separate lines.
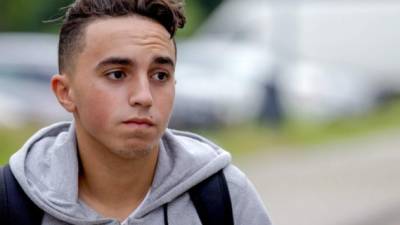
155, 86, 175, 119
76, 85, 119, 129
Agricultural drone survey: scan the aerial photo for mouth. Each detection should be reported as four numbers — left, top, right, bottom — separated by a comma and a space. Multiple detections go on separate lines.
122, 117, 155, 127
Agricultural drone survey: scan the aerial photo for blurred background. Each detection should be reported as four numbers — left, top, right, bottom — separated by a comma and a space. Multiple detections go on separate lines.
1, 0, 400, 225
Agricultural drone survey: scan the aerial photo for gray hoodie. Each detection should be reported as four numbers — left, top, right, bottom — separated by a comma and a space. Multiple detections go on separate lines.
9, 121, 272, 225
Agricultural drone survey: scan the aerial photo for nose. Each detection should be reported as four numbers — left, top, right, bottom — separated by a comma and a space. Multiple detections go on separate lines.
128, 75, 153, 108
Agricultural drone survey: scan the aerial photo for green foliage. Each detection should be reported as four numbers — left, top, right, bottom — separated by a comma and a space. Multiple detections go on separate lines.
176, 0, 206, 38
0, 125, 38, 165
199, 0, 224, 13
176, 0, 224, 38
0, 0, 70, 32
0, 0, 223, 36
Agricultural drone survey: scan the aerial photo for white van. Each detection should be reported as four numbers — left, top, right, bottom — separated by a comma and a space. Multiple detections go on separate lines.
194, 0, 400, 120
199, 0, 400, 91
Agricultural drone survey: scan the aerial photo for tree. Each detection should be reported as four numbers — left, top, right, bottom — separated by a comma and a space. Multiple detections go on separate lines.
0, 0, 225, 36
0, 0, 69, 32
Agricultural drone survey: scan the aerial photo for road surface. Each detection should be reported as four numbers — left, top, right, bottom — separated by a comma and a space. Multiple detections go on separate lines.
236, 129, 400, 225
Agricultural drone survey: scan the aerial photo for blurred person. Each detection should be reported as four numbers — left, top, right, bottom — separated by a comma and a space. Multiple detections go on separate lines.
260, 74, 284, 129
0, 0, 272, 225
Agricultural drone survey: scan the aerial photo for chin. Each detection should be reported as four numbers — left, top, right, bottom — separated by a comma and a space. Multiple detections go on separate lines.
111, 141, 158, 160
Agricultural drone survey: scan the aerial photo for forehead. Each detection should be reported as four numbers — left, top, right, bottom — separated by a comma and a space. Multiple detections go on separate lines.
81, 15, 175, 62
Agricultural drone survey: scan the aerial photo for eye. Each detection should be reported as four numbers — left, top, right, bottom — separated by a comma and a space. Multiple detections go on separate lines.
106, 71, 126, 80
152, 72, 169, 81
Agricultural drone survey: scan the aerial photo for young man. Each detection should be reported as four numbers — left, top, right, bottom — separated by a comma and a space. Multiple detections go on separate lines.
3, 0, 272, 224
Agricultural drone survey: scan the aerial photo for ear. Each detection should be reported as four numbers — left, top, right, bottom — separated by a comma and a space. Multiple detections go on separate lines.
51, 74, 76, 113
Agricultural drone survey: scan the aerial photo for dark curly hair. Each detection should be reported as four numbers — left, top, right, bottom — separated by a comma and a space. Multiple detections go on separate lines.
58, 0, 186, 73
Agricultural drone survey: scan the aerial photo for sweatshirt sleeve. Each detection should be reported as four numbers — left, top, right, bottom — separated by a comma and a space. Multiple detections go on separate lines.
224, 165, 273, 225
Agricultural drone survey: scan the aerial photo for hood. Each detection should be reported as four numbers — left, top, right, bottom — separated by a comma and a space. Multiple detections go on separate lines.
9, 121, 231, 224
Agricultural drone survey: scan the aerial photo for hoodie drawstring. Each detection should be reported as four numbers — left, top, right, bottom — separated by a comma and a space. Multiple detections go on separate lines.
163, 204, 169, 225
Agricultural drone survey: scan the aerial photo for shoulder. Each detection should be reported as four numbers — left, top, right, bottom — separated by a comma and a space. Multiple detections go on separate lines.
163, 129, 230, 158
223, 165, 273, 225
165, 129, 221, 150
223, 165, 256, 201
223, 164, 249, 190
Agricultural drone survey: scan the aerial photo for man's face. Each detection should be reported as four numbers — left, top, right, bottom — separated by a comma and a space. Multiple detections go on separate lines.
64, 16, 176, 158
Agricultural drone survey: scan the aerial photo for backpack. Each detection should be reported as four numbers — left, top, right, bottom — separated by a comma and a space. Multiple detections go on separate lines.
0, 164, 44, 225
0, 164, 234, 225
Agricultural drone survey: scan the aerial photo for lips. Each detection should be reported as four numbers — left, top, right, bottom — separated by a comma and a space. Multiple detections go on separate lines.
122, 118, 155, 126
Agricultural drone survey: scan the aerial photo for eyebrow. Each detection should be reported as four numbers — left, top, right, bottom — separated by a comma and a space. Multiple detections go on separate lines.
153, 56, 175, 68
96, 57, 134, 70
95, 55, 175, 71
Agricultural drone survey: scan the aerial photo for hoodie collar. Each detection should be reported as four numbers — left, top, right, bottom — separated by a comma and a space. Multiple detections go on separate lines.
10, 121, 231, 223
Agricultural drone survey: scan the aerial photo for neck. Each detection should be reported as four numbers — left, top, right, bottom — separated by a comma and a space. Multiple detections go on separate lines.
76, 131, 159, 221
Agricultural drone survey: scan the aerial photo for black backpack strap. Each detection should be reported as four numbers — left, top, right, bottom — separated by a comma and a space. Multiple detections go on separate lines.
0, 166, 8, 222
189, 170, 234, 225
0, 164, 44, 225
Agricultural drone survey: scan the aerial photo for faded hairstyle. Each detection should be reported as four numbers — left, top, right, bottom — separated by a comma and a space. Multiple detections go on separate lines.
58, 0, 186, 73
